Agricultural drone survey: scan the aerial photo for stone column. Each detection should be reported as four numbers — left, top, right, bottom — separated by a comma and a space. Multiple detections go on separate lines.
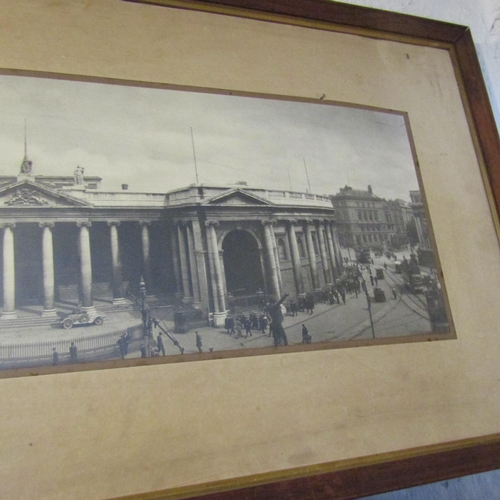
288, 219, 304, 296
139, 221, 153, 295
262, 221, 280, 299
169, 223, 183, 298
186, 222, 201, 305
1, 223, 16, 319
219, 249, 229, 302
329, 222, 343, 277
305, 220, 320, 290
108, 221, 125, 305
191, 218, 209, 311
332, 225, 344, 274
258, 248, 269, 300
205, 221, 226, 325
270, 223, 283, 295
77, 221, 94, 311
325, 220, 338, 281
317, 220, 332, 286
39, 222, 57, 317
177, 221, 193, 301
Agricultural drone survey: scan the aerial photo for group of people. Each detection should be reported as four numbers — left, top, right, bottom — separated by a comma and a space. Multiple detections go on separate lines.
224, 312, 268, 338
52, 341, 79, 365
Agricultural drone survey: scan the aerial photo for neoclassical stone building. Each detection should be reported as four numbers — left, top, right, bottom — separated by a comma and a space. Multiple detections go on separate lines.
0, 158, 342, 325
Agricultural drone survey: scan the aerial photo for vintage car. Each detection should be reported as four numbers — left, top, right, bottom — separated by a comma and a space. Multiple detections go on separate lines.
60, 309, 104, 329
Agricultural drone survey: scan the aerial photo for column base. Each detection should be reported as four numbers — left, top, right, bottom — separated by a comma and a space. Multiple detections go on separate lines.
42, 309, 58, 318
112, 297, 127, 306
81, 305, 96, 314
182, 296, 194, 304
212, 311, 227, 327
1, 311, 17, 320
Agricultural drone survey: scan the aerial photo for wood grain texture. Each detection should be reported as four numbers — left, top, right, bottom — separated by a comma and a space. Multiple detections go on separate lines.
124, 0, 466, 42
453, 29, 500, 225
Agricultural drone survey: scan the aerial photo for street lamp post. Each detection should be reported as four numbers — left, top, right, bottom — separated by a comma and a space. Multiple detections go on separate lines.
358, 267, 375, 339
139, 277, 150, 357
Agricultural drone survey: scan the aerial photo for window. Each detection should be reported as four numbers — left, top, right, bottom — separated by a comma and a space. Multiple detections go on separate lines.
277, 239, 288, 260
297, 236, 305, 258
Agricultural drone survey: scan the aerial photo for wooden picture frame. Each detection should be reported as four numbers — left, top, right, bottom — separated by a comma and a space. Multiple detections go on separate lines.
1, 1, 499, 499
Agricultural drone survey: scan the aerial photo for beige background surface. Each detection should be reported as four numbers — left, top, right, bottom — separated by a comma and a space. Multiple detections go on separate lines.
1, 1, 500, 499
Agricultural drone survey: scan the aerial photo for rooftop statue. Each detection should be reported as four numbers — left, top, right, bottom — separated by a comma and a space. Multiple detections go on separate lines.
74, 165, 84, 185
20, 155, 32, 174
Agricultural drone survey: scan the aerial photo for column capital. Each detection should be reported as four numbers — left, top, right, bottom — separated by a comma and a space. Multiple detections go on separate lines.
39, 221, 55, 229
76, 221, 92, 228
0, 222, 16, 229
138, 220, 152, 227
205, 220, 219, 228
261, 220, 277, 227
288, 219, 299, 226
107, 220, 121, 227
175, 220, 188, 228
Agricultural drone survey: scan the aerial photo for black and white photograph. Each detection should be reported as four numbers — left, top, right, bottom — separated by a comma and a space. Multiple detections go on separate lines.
0, 74, 452, 371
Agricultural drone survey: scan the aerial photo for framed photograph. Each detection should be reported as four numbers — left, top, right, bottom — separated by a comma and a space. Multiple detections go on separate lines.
0, 1, 499, 499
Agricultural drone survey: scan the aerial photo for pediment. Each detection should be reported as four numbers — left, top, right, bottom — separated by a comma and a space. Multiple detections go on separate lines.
203, 189, 273, 207
0, 181, 91, 208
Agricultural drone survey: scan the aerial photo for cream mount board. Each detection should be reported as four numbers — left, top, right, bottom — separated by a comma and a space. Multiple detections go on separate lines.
0, 1, 499, 500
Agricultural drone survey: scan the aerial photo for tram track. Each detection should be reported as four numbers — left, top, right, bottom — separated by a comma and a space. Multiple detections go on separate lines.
383, 268, 430, 322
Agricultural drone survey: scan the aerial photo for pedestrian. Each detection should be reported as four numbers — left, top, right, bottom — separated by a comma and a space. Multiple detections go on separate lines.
301, 324, 311, 344
157, 333, 165, 356
370, 275, 374, 287
69, 342, 78, 363
123, 332, 129, 355
140, 344, 147, 358
195, 331, 203, 353
117, 334, 126, 359
374, 276, 378, 286
234, 317, 242, 338
259, 314, 267, 334
52, 347, 59, 366
384, 262, 387, 270
392, 287, 397, 300
244, 317, 252, 338
267, 294, 289, 347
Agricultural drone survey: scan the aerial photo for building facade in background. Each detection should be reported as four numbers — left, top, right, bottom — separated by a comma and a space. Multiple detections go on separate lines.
330, 185, 409, 250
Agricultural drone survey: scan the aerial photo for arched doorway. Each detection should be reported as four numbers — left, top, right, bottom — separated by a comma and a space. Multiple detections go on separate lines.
222, 230, 263, 298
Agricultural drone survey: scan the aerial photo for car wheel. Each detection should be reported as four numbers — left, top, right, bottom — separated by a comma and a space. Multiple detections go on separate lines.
94, 317, 103, 326
62, 318, 73, 329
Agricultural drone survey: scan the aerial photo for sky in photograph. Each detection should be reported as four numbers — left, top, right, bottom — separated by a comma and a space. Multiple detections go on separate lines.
0, 74, 419, 201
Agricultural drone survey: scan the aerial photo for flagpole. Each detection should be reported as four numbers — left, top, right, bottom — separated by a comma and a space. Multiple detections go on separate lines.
303, 158, 312, 193
190, 127, 200, 184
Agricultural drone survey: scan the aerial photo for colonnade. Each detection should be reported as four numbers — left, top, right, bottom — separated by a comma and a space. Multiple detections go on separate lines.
0, 220, 154, 319
262, 218, 342, 300
171, 219, 210, 312
171, 217, 342, 326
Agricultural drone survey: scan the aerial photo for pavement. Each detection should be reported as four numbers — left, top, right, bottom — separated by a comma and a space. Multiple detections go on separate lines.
0, 246, 435, 364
